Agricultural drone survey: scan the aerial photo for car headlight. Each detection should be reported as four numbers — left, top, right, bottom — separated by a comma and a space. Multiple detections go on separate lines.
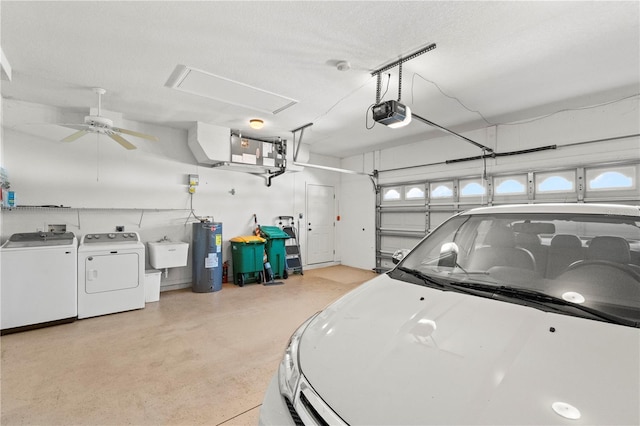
278, 314, 318, 402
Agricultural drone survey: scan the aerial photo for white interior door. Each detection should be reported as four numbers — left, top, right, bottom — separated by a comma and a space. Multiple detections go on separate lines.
306, 184, 335, 264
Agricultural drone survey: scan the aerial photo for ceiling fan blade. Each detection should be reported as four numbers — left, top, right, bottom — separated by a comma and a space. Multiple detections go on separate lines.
112, 127, 159, 141
108, 133, 137, 150
59, 123, 90, 131
61, 130, 89, 142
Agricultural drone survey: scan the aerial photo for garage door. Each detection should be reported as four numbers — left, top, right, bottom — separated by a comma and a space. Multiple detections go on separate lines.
376, 162, 640, 272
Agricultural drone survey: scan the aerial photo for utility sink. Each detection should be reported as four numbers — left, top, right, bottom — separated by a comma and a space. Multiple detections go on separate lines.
148, 241, 189, 269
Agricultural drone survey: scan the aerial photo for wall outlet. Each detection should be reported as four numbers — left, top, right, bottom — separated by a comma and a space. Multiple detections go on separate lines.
116, 226, 125, 232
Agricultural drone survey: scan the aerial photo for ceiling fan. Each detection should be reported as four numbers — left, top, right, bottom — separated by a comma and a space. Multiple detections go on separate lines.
60, 88, 159, 150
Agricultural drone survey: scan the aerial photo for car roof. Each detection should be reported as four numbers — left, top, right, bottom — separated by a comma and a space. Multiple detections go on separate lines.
461, 203, 640, 217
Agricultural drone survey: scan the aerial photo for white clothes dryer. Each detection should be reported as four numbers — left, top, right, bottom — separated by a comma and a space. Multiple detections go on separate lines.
77, 232, 145, 319
1, 232, 78, 333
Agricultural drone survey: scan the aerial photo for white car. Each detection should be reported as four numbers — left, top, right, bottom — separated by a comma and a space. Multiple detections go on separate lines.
260, 204, 640, 425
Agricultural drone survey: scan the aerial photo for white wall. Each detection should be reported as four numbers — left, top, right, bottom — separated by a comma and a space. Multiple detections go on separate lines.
1, 99, 341, 290
340, 96, 640, 270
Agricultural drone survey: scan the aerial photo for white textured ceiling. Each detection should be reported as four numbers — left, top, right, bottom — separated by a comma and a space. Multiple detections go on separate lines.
1, 1, 639, 158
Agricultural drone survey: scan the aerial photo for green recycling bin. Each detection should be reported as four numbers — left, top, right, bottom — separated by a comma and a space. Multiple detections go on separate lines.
230, 236, 265, 286
259, 226, 290, 279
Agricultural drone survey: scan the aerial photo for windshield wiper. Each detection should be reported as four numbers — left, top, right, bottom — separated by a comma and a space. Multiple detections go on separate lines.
395, 268, 638, 327
397, 266, 445, 287
423, 280, 638, 327
396, 267, 484, 296
490, 286, 639, 328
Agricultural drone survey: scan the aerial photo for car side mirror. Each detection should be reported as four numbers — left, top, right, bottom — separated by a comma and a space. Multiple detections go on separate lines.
438, 242, 459, 268
392, 249, 410, 265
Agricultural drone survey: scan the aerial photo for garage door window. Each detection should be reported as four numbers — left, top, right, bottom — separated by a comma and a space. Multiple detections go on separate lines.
405, 184, 426, 200
460, 178, 486, 197
586, 166, 635, 191
494, 176, 527, 195
536, 171, 575, 193
382, 187, 402, 201
430, 182, 454, 199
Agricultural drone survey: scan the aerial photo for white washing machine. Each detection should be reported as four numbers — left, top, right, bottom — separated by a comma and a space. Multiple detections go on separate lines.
77, 232, 145, 319
1, 232, 78, 333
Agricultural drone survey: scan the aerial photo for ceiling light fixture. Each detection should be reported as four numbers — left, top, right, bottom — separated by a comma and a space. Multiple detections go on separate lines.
249, 119, 264, 130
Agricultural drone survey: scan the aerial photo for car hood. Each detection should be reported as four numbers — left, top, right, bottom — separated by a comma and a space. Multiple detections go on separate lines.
299, 274, 640, 425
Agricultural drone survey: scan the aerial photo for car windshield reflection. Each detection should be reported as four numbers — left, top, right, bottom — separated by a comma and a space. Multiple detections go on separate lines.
394, 212, 640, 326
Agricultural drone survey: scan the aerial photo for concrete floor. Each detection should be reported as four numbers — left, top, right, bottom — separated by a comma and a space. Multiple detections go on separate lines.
1, 265, 376, 425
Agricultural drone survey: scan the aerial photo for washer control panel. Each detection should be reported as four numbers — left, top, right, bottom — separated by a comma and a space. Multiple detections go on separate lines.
82, 232, 140, 244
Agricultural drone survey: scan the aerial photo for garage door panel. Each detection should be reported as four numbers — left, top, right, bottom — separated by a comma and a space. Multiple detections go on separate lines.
379, 257, 398, 271
379, 234, 424, 271
380, 235, 423, 255
428, 211, 458, 231
380, 211, 426, 232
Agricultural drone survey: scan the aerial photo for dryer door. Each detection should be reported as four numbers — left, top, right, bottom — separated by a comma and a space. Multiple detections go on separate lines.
83, 253, 140, 293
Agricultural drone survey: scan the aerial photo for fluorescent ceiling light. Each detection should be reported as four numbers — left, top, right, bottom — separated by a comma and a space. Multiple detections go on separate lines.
166, 65, 297, 115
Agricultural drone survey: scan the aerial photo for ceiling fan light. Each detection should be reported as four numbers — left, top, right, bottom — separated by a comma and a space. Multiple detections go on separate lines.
249, 119, 264, 130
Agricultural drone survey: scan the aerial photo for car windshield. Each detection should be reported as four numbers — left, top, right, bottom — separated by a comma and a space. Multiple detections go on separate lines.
394, 212, 640, 326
